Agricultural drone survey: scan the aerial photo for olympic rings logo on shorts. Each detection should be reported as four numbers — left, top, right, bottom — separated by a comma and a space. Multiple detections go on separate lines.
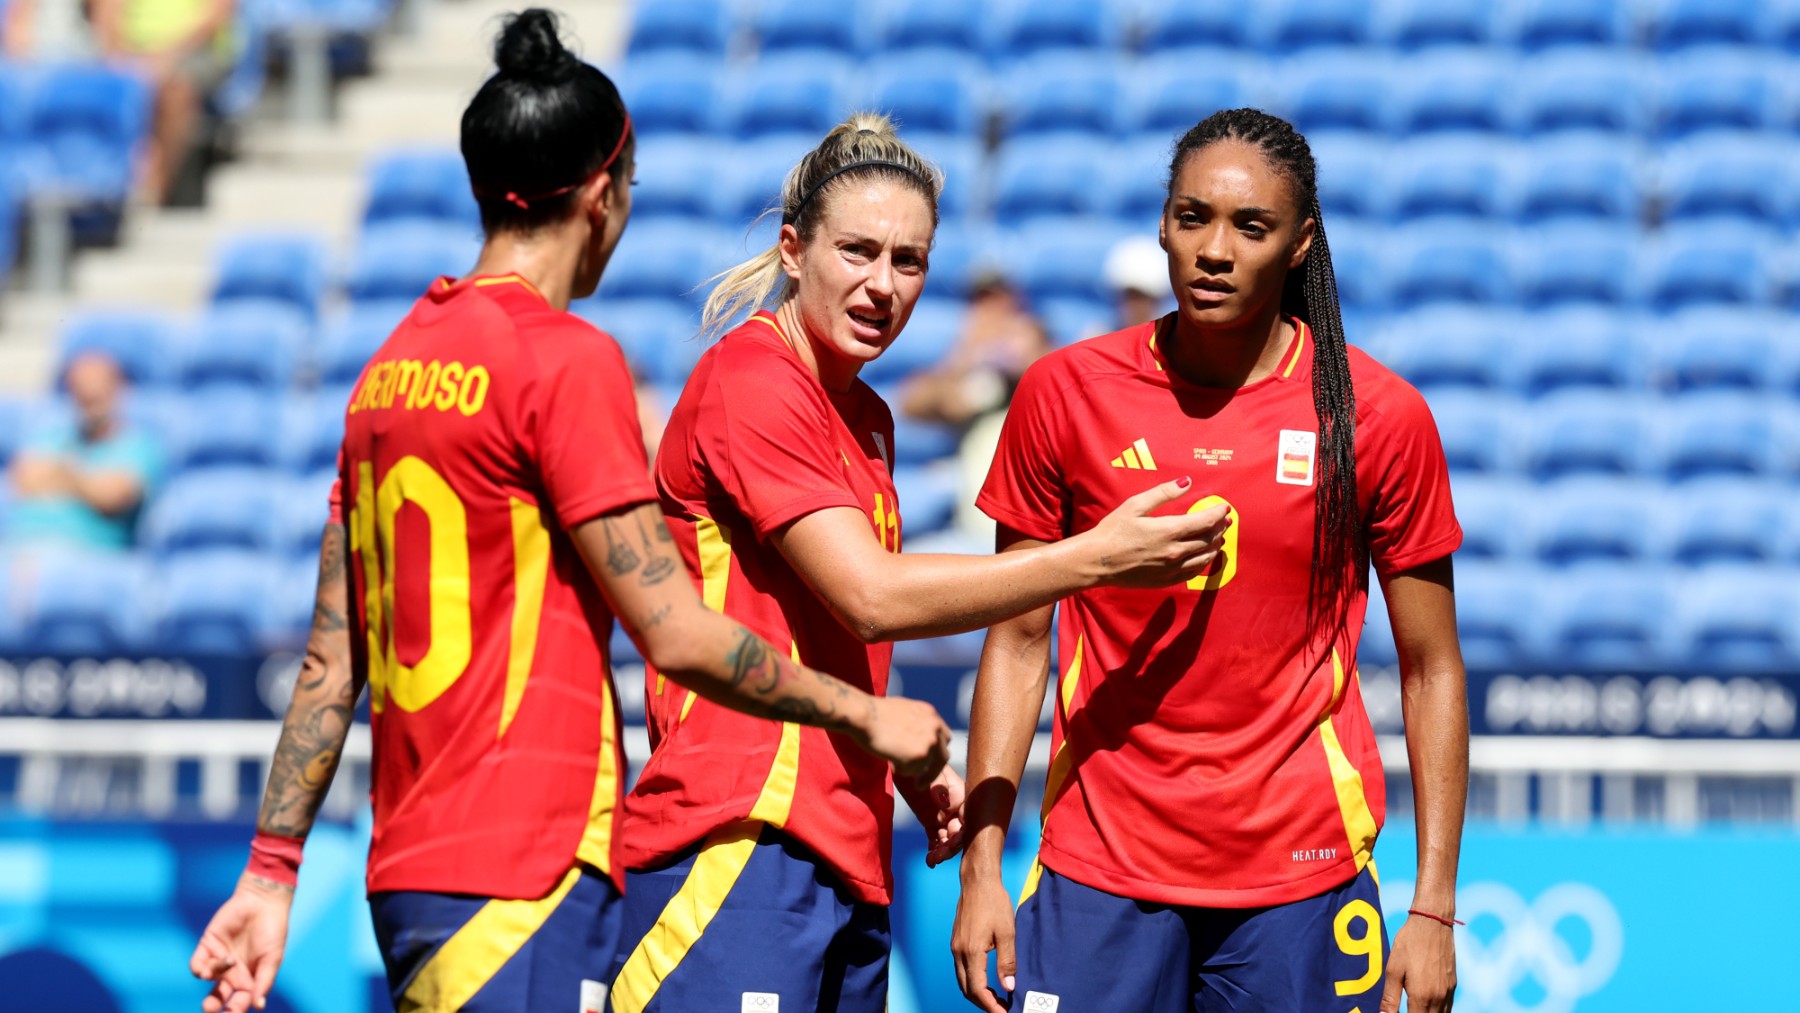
1450, 882, 1624, 1013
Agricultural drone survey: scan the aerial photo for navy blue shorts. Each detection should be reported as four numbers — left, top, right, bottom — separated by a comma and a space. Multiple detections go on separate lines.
368, 864, 623, 1012
1011, 863, 1390, 1013
609, 820, 890, 1013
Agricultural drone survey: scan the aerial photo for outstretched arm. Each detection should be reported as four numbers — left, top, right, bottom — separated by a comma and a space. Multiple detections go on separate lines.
573, 502, 952, 779
190, 523, 358, 1013
1378, 555, 1468, 1013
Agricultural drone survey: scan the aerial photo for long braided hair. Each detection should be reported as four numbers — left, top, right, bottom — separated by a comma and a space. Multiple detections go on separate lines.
1167, 108, 1363, 642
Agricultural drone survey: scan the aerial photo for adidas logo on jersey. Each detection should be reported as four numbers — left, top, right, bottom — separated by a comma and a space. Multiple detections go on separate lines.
1110, 438, 1158, 471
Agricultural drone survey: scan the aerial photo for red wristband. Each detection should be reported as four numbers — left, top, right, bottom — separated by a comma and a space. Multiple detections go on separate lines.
1408, 908, 1464, 928
246, 831, 305, 888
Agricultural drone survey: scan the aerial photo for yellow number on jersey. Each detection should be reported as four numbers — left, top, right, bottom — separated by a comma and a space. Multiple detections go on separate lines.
1186, 495, 1240, 592
1333, 898, 1384, 996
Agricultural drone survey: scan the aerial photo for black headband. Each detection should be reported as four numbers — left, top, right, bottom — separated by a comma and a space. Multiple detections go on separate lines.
782, 159, 928, 226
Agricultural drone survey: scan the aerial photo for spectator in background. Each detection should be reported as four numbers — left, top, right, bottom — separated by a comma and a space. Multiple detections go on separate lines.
89, 0, 235, 204
6, 350, 162, 550
1104, 234, 1171, 329
899, 269, 1050, 430
2, 0, 96, 59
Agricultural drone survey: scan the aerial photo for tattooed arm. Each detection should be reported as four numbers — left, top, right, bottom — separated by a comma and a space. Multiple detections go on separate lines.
189, 523, 356, 1013
573, 502, 951, 778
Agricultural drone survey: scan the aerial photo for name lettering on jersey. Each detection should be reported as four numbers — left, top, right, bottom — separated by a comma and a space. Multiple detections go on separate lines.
1276, 429, 1317, 486
349, 358, 491, 417
1193, 447, 1235, 466
1109, 438, 1158, 471
1292, 847, 1338, 862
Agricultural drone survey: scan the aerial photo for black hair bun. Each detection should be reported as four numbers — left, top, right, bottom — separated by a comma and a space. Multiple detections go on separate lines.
495, 8, 578, 84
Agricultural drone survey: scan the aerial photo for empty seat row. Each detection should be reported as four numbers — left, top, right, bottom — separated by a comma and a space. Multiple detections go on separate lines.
1455, 478, 1800, 564
628, 0, 1800, 61
1365, 561, 1800, 671
0, 60, 150, 205
618, 46, 1800, 141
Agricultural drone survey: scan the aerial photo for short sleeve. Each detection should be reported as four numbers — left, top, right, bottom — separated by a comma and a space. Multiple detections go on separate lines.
1360, 381, 1462, 576
525, 327, 657, 530
710, 360, 860, 539
975, 360, 1069, 543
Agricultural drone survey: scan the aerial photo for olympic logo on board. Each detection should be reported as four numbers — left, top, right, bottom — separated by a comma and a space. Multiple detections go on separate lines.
1387, 881, 1623, 1013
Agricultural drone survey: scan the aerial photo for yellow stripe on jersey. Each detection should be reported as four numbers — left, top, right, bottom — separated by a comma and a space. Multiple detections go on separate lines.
575, 675, 620, 874
1281, 321, 1308, 378
611, 683, 803, 1013
500, 498, 550, 738
671, 516, 735, 723
401, 865, 582, 1010
1317, 650, 1378, 869
352, 461, 385, 712
1021, 635, 1086, 908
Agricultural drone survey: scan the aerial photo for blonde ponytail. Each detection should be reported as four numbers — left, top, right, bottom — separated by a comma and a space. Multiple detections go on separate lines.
700, 111, 944, 336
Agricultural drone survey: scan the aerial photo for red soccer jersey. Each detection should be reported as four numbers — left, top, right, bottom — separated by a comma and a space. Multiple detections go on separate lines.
332, 274, 655, 899
978, 317, 1461, 909
618, 311, 903, 905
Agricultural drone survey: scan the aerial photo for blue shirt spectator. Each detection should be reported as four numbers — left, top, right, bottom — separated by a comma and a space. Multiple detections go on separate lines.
6, 351, 162, 550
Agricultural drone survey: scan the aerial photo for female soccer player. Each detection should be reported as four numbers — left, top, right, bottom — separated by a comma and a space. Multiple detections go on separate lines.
607, 113, 1232, 1013
185, 14, 950, 1013
952, 108, 1469, 1013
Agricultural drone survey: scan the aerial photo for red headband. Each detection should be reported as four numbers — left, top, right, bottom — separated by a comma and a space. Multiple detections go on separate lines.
482, 112, 633, 211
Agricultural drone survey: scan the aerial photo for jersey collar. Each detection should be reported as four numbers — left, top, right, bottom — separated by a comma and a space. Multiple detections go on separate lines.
1147, 314, 1311, 388
427, 273, 548, 303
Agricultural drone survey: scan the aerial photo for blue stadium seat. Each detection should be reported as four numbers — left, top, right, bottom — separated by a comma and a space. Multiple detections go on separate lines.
921, 219, 985, 298
994, 137, 1105, 219
1276, 49, 1393, 133
1649, 0, 1766, 50
1533, 478, 1657, 564
755, 0, 864, 56
1449, 475, 1524, 559
1660, 135, 1796, 225
1548, 565, 1672, 668
596, 221, 731, 304
1661, 478, 1785, 564
909, 134, 981, 220
1381, 0, 1494, 48
1656, 48, 1779, 137
346, 222, 481, 305
0, 168, 20, 281
263, 557, 320, 645
1517, 308, 1645, 395
731, 56, 849, 138
1452, 562, 1541, 668
0, 395, 41, 469
860, 298, 961, 385
1661, 393, 1780, 479
714, 136, 806, 225
57, 311, 177, 387
1393, 137, 1511, 219
1509, 0, 1630, 48
278, 389, 350, 473
1428, 391, 1519, 475
19, 63, 150, 202
1515, 50, 1646, 134
1654, 309, 1781, 392
361, 149, 476, 230
1139, 7, 1256, 53
1008, 218, 1130, 304
1320, 222, 1385, 309
1674, 566, 1799, 669
1038, 295, 1113, 346
1514, 223, 1638, 307
869, 55, 987, 138
1645, 223, 1776, 309
1266, 0, 1372, 49
168, 389, 280, 471
1514, 135, 1644, 221
22, 550, 153, 652
891, 463, 958, 537
655, 328, 715, 389
156, 550, 278, 655
317, 302, 406, 384
178, 302, 308, 392
1399, 49, 1512, 133
577, 298, 697, 383
878, 0, 987, 55
210, 233, 329, 320
1104, 135, 1178, 223
1388, 225, 1511, 307
889, 412, 960, 465
993, 0, 1120, 58
630, 137, 722, 223
1126, 54, 1259, 137
626, 0, 730, 57
274, 469, 337, 559
1523, 392, 1653, 478
141, 467, 279, 554
617, 55, 724, 136
1374, 309, 1515, 390
1359, 575, 1397, 667
1310, 131, 1389, 219
1001, 58, 1122, 138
